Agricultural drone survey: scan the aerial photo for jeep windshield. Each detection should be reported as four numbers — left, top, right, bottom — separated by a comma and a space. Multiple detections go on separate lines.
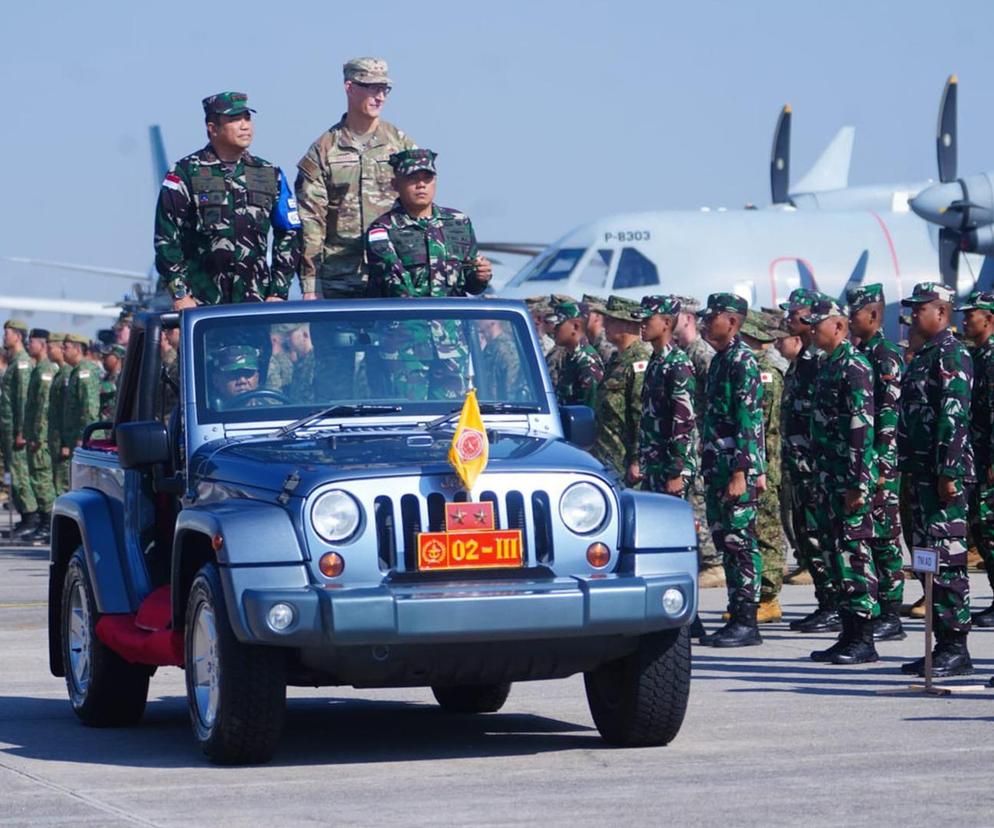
191, 304, 550, 426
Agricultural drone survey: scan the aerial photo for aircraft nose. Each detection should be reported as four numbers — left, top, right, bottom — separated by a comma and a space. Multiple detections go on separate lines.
909, 181, 965, 229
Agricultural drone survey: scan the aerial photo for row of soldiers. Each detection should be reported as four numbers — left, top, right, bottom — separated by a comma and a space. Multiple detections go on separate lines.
529, 281, 994, 679
0, 321, 125, 543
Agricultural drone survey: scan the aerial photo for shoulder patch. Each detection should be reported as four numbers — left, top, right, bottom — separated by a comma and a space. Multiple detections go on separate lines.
760, 372, 773, 383
297, 156, 320, 180
368, 226, 390, 244
78, 370, 90, 379
17, 362, 28, 369
633, 360, 648, 373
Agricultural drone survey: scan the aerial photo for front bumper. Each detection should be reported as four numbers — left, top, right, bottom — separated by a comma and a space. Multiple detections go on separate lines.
236, 570, 697, 647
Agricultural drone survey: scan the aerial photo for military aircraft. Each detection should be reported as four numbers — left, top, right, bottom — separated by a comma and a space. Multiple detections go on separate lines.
498, 76, 993, 329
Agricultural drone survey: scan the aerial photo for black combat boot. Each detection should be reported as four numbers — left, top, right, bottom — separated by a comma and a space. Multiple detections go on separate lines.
703, 602, 762, 648
873, 600, 907, 641
12, 512, 39, 540
901, 630, 974, 677
810, 613, 853, 662
831, 616, 879, 664
689, 614, 707, 642
30, 512, 51, 545
791, 606, 842, 633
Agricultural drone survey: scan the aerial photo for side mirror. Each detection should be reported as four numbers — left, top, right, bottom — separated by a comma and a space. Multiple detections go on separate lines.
117, 421, 170, 469
559, 405, 596, 450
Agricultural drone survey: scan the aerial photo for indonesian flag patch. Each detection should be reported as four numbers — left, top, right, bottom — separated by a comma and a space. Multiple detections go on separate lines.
162, 171, 183, 192
368, 227, 389, 244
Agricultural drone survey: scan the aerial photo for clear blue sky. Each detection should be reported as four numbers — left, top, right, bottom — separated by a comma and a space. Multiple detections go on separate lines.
2, 0, 993, 331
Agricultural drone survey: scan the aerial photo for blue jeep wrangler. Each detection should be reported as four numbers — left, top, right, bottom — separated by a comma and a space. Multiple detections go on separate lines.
48, 298, 696, 764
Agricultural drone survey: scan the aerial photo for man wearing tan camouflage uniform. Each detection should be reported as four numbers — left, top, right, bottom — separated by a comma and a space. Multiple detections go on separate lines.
296, 58, 416, 300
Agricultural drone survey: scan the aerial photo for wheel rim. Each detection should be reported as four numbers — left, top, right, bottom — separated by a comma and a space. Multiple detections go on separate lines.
67, 580, 91, 695
191, 602, 220, 729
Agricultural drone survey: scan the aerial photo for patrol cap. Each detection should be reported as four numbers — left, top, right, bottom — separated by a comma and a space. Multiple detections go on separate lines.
48, 332, 68, 344
28, 328, 49, 341
633, 295, 682, 319
901, 281, 956, 307
739, 310, 775, 343
778, 288, 817, 313
4, 319, 28, 334
545, 301, 585, 326
344, 57, 392, 85
389, 148, 437, 177
202, 92, 255, 118
601, 295, 642, 322
675, 295, 700, 314
107, 344, 127, 358
847, 283, 885, 311
66, 333, 89, 346
955, 289, 994, 312
215, 345, 259, 373
699, 292, 748, 318
582, 294, 609, 314
801, 295, 847, 325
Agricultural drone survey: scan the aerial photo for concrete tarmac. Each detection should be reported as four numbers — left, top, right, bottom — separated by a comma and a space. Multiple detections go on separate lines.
2, 543, 994, 826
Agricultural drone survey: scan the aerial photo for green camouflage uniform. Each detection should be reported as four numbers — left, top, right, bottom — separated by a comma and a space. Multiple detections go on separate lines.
264, 350, 294, 392
545, 301, 604, 408
48, 361, 72, 495
24, 355, 56, 514
638, 342, 697, 492
582, 294, 617, 366
806, 299, 879, 620
592, 339, 651, 479
545, 346, 567, 387
99, 368, 120, 422
155, 136, 299, 304
0, 345, 36, 516
62, 361, 100, 459
682, 334, 719, 567
286, 350, 316, 405
700, 295, 765, 608
898, 284, 974, 635
754, 346, 785, 602
481, 330, 525, 403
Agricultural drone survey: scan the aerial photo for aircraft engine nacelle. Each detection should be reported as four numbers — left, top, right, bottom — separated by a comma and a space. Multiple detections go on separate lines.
910, 172, 994, 232
964, 224, 994, 256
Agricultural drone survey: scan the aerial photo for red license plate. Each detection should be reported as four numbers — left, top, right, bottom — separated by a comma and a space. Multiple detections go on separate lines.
417, 529, 524, 571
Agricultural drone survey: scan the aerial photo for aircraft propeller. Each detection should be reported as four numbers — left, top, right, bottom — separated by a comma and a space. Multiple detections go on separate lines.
770, 105, 791, 205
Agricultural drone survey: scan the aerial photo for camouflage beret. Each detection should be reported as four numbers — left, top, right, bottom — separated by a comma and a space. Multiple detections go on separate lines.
545, 301, 585, 326
4, 319, 28, 334
699, 292, 748, 317
582, 294, 609, 313
389, 148, 437, 177
28, 328, 49, 340
633, 295, 682, 319
739, 311, 776, 343
601, 295, 643, 321
801, 295, 846, 325
778, 288, 817, 313
202, 92, 255, 118
215, 345, 259, 373
901, 281, 955, 307
847, 283, 884, 311
344, 56, 391, 85
956, 290, 994, 312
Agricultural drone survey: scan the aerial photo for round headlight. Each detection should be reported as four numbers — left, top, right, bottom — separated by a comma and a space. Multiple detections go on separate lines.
311, 490, 361, 543
559, 482, 608, 535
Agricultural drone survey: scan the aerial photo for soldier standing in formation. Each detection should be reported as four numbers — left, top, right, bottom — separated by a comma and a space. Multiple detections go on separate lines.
155, 92, 300, 309
803, 296, 879, 665
590, 296, 650, 481
696, 293, 766, 648
848, 284, 906, 642
545, 301, 604, 409
99, 345, 125, 421
478, 319, 524, 403
582, 294, 617, 366
61, 335, 100, 465
898, 282, 975, 677
47, 333, 71, 497
22, 330, 56, 544
1, 320, 37, 538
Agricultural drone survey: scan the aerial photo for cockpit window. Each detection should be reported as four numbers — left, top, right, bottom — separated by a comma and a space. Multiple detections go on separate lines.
612, 247, 659, 289
520, 247, 585, 282
576, 249, 614, 288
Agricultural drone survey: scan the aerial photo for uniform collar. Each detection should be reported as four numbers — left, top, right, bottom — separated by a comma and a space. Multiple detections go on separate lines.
335, 115, 390, 151
921, 328, 954, 352
199, 144, 255, 167
391, 200, 440, 226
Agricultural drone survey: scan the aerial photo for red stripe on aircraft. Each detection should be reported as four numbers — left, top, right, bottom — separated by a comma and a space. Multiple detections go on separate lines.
868, 211, 903, 301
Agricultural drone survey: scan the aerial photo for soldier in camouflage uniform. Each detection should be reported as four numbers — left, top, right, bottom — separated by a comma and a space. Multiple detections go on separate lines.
264, 325, 295, 393
61, 335, 100, 466
296, 58, 415, 300
525, 297, 557, 357
674, 296, 721, 582
47, 334, 71, 496
99, 345, 125, 422
155, 92, 300, 309
1, 320, 37, 536
589, 296, 651, 480
696, 293, 766, 648
23, 329, 56, 543
803, 297, 880, 664
478, 319, 524, 403
582, 294, 617, 366
848, 284, 906, 642
740, 312, 785, 623
780, 288, 841, 633
957, 291, 994, 630
898, 282, 975, 677
633, 295, 697, 494
286, 324, 316, 405
545, 301, 604, 408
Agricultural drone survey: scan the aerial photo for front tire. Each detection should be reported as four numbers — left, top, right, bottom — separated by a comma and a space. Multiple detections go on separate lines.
61, 549, 150, 726
584, 626, 691, 747
185, 563, 286, 765
431, 682, 511, 713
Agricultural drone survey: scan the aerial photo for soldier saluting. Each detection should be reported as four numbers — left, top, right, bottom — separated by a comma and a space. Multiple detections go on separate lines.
898, 282, 975, 677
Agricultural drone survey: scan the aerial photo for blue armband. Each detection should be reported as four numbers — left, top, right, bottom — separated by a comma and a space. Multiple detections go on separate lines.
273, 169, 300, 231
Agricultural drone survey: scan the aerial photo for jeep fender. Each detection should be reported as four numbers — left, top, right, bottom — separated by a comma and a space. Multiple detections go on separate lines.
618, 489, 697, 552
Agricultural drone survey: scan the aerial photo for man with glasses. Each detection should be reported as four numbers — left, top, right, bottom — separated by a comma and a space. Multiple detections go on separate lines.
296, 57, 416, 301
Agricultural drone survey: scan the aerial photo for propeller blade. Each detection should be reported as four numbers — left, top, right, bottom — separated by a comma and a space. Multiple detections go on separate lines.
770, 105, 791, 204
939, 228, 960, 289
937, 75, 958, 183
838, 249, 870, 303
796, 259, 818, 292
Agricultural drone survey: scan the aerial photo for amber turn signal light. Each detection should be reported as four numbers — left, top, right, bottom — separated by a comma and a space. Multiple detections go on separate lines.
319, 552, 345, 578
586, 542, 610, 568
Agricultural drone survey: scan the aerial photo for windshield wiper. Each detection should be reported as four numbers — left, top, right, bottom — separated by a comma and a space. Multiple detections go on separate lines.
425, 402, 542, 432
272, 403, 402, 438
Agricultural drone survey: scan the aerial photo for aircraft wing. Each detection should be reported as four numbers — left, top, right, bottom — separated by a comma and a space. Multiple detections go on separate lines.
0, 295, 121, 319
2, 256, 147, 280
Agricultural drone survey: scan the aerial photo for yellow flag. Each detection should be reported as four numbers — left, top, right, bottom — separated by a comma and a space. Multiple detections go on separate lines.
448, 388, 489, 492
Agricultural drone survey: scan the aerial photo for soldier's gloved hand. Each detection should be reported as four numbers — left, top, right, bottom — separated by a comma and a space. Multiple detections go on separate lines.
627, 463, 643, 485
664, 476, 684, 495
937, 474, 958, 504
725, 470, 746, 499
474, 256, 493, 285
844, 488, 865, 512
756, 474, 767, 492
173, 295, 198, 311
